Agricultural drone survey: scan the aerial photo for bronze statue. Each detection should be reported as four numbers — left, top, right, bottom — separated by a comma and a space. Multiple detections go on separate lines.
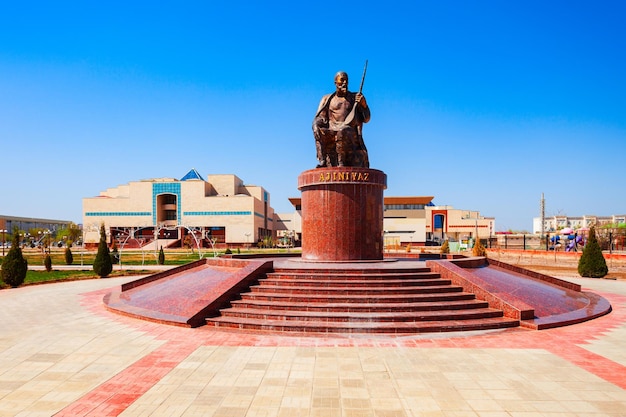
312, 68, 370, 168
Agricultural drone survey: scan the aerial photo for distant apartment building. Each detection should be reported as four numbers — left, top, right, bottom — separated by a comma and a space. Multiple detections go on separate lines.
533, 214, 626, 234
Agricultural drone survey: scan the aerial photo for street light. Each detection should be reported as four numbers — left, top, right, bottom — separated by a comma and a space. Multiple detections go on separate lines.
474, 218, 478, 243
115, 232, 125, 270
19, 233, 29, 249
44, 230, 51, 254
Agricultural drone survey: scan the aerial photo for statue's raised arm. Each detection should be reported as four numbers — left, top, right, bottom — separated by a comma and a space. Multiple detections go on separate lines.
312, 69, 370, 168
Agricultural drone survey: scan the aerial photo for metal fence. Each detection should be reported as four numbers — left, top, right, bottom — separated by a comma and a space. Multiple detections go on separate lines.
491, 228, 626, 252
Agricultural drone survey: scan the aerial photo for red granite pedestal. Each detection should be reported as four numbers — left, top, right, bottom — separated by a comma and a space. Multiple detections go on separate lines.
298, 167, 387, 261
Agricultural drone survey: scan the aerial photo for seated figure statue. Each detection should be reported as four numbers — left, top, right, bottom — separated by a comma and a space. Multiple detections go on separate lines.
312, 71, 370, 168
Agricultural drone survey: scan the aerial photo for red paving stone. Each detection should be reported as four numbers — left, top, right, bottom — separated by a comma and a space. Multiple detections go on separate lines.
55, 337, 203, 416
53, 285, 626, 416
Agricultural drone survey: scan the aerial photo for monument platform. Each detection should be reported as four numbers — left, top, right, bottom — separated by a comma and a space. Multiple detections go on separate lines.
104, 255, 611, 334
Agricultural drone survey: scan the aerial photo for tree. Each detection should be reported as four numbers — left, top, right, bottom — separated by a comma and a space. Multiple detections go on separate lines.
64, 247, 73, 265
472, 238, 487, 257
578, 225, 608, 278
55, 222, 82, 247
44, 254, 52, 272
1, 226, 28, 287
158, 246, 165, 265
67, 222, 82, 244
440, 240, 450, 254
93, 223, 113, 277
183, 234, 195, 253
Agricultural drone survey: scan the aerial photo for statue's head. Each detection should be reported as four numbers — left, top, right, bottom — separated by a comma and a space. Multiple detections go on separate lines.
334, 71, 349, 96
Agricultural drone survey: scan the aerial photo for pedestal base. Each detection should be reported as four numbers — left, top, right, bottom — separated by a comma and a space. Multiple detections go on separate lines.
298, 167, 387, 261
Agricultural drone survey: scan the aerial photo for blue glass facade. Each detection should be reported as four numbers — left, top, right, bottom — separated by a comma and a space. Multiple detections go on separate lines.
185, 211, 252, 216
86, 212, 151, 217
153, 183, 181, 225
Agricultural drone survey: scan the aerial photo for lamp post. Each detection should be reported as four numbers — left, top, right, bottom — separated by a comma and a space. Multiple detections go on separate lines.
463, 212, 479, 249
116, 232, 124, 270
474, 218, 478, 246
20, 233, 29, 250
44, 230, 51, 254
245, 232, 251, 250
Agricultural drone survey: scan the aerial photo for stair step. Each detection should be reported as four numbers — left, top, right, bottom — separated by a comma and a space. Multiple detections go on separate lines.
204, 264, 520, 334
230, 298, 489, 312
260, 278, 451, 287
207, 316, 520, 334
240, 291, 474, 304
248, 284, 462, 295
219, 307, 504, 323
272, 268, 433, 276
267, 271, 439, 280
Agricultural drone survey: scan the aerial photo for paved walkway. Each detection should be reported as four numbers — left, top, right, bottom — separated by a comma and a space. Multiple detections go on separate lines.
1, 275, 626, 416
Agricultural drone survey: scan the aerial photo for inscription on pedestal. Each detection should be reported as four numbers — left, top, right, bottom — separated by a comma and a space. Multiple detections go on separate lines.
318, 171, 370, 182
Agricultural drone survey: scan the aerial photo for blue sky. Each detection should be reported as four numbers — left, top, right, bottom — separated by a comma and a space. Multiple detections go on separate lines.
1, 1, 624, 232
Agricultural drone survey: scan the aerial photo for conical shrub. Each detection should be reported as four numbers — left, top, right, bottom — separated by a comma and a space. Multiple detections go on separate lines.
0, 228, 28, 287
44, 254, 52, 272
440, 240, 450, 254
578, 225, 608, 278
472, 237, 487, 257
158, 246, 165, 265
93, 224, 113, 277
64, 247, 73, 265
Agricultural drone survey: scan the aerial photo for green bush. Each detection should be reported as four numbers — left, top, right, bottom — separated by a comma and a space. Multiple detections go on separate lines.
44, 254, 52, 272
64, 247, 73, 265
93, 224, 113, 277
440, 240, 450, 254
0, 228, 28, 287
158, 246, 165, 265
578, 225, 608, 278
472, 238, 487, 257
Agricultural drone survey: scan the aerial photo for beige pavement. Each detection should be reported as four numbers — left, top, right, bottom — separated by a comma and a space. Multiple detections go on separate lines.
1, 274, 626, 416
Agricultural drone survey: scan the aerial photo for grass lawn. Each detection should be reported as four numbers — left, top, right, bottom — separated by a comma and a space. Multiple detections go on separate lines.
1, 247, 301, 288
23, 269, 152, 285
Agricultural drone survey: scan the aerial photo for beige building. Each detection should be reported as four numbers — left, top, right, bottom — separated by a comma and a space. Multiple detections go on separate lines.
277, 197, 495, 248
82, 170, 274, 249
427, 205, 495, 248
83, 170, 495, 251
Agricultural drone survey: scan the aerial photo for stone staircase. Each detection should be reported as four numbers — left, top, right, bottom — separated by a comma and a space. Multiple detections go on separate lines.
206, 265, 520, 334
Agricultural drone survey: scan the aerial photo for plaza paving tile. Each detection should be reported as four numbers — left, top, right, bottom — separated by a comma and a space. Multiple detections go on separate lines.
0, 275, 625, 416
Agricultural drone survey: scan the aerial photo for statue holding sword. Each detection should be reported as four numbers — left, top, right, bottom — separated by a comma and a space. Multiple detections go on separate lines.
312, 61, 370, 168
